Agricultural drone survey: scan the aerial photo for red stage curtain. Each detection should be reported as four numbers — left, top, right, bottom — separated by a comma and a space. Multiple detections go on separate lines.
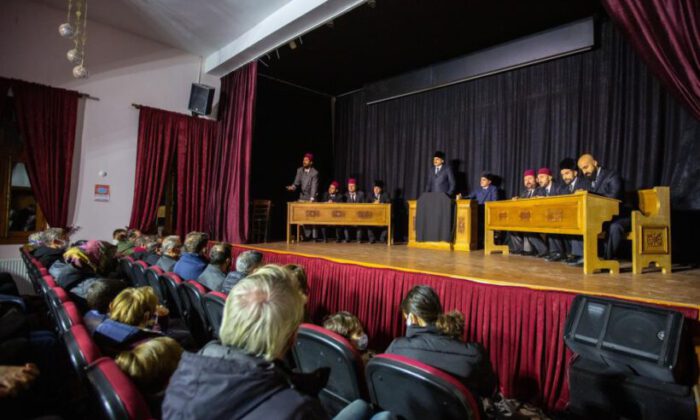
128, 107, 182, 232
209, 62, 257, 243
603, 0, 700, 119
12, 79, 79, 229
234, 247, 699, 411
175, 117, 219, 235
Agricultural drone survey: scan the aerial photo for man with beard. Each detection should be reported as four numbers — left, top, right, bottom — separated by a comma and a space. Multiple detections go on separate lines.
286, 153, 319, 241
320, 181, 344, 243
507, 169, 548, 257
567, 153, 627, 266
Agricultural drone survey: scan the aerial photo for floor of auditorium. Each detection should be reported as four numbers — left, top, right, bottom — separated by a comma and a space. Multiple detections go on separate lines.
240, 242, 700, 314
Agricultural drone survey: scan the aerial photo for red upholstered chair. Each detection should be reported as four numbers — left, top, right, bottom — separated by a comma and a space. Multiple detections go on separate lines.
39, 274, 58, 296
365, 354, 482, 420
202, 291, 227, 339
131, 260, 149, 288
64, 324, 102, 375
178, 280, 210, 346
55, 301, 83, 334
144, 266, 166, 303
160, 273, 184, 318
86, 357, 153, 420
46, 287, 70, 326
292, 323, 367, 416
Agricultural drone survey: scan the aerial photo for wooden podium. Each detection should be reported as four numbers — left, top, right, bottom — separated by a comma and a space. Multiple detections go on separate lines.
408, 199, 478, 251
484, 191, 620, 274
287, 202, 392, 245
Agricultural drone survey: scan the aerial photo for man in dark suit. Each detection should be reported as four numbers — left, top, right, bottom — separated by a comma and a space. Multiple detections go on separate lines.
569, 153, 627, 265
467, 172, 499, 204
320, 181, 345, 243
286, 152, 319, 240
507, 169, 548, 256
344, 178, 366, 243
547, 158, 590, 263
367, 180, 391, 244
426, 151, 456, 196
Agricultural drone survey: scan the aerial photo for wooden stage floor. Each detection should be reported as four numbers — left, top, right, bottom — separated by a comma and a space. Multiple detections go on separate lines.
240, 242, 700, 315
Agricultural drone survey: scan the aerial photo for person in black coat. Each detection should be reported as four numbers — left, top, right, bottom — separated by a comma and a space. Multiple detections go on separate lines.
425, 151, 456, 196
386, 285, 497, 399
367, 180, 391, 244
548, 158, 590, 263
574, 154, 628, 264
507, 170, 548, 257
344, 178, 366, 243
320, 181, 345, 243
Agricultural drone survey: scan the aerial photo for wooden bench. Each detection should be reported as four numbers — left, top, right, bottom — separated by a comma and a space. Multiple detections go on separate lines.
627, 186, 672, 274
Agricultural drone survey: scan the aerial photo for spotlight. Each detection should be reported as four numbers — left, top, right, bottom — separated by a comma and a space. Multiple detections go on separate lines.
289, 40, 297, 50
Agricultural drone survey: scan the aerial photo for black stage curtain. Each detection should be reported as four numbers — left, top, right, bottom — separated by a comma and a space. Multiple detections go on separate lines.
251, 76, 333, 241
333, 20, 700, 213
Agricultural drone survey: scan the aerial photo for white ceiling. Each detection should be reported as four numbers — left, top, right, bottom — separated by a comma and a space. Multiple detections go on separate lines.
31, 0, 366, 76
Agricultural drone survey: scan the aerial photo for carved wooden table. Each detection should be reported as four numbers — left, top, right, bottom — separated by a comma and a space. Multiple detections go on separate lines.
287, 202, 392, 245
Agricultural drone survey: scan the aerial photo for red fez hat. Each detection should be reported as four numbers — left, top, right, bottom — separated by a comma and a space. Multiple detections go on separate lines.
523, 169, 536, 177
537, 167, 552, 176
347, 178, 357, 185
304, 152, 314, 160
330, 181, 339, 188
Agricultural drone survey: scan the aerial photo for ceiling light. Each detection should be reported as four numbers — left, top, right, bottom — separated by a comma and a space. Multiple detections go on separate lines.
289, 40, 297, 50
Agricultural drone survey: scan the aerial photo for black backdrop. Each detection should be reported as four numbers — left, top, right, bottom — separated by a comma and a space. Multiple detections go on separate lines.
333, 20, 700, 210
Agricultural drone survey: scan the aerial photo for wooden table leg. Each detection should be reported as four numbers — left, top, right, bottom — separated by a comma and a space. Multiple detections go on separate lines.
583, 232, 619, 275
485, 228, 509, 255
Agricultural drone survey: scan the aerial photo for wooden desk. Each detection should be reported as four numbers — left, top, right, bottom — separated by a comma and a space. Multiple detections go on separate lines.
407, 199, 478, 251
287, 202, 392, 245
484, 191, 620, 274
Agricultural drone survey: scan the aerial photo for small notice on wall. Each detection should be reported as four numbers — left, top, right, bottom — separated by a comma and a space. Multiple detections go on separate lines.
95, 184, 110, 202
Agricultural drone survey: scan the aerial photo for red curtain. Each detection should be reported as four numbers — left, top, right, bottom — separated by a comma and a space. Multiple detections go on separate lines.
209, 62, 258, 243
175, 117, 219, 235
232, 246, 699, 411
12, 79, 79, 228
128, 107, 183, 232
602, 0, 700, 119
0, 77, 14, 119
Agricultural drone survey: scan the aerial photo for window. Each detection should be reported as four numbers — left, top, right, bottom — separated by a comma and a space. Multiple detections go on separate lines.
0, 92, 46, 243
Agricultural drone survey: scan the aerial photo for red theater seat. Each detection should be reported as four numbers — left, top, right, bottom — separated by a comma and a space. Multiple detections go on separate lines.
202, 291, 227, 339
56, 301, 83, 334
160, 273, 184, 317
64, 324, 102, 375
144, 266, 165, 303
178, 280, 210, 346
131, 261, 149, 288
365, 354, 482, 420
86, 357, 153, 420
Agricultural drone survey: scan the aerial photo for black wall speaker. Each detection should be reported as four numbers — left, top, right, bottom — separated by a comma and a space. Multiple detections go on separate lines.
564, 295, 691, 384
188, 83, 215, 116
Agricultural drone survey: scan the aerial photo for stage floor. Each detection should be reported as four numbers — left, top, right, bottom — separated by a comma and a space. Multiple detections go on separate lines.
240, 242, 700, 314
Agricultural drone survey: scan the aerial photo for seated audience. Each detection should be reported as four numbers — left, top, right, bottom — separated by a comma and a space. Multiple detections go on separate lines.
285, 264, 310, 320
133, 235, 161, 266
55, 240, 118, 300
172, 232, 209, 280
0, 363, 39, 398
115, 337, 183, 418
31, 228, 68, 268
323, 311, 374, 364
113, 228, 134, 255
83, 278, 128, 334
25, 231, 45, 253
156, 235, 181, 272
220, 250, 263, 294
109, 286, 168, 330
386, 285, 496, 398
197, 243, 232, 291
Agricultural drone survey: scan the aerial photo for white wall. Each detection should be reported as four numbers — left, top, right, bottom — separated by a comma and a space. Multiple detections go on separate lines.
0, 0, 220, 259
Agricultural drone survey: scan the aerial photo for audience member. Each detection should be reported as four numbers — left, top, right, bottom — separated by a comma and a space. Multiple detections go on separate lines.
83, 278, 128, 334
156, 235, 181, 272
323, 311, 374, 364
386, 285, 496, 398
172, 232, 208, 280
197, 243, 231, 291
31, 228, 67, 268
55, 240, 118, 302
133, 235, 161, 266
0, 363, 39, 398
220, 250, 262, 294
115, 337, 183, 418
113, 228, 134, 255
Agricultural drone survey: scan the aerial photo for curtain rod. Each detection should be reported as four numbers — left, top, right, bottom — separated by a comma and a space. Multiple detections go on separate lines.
79, 92, 99, 101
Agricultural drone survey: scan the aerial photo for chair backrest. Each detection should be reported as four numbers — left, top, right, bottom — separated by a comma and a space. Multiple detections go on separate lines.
119, 258, 134, 284
202, 292, 227, 339
178, 280, 210, 346
131, 261, 149, 288
293, 323, 366, 415
86, 357, 153, 420
39, 274, 58, 296
46, 287, 70, 323
64, 324, 102, 375
56, 301, 83, 334
160, 273, 184, 318
365, 354, 482, 420
251, 199, 272, 243
144, 266, 165, 303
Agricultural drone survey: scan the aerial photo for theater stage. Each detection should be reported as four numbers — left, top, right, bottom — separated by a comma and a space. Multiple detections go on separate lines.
231, 242, 699, 411
238, 242, 700, 313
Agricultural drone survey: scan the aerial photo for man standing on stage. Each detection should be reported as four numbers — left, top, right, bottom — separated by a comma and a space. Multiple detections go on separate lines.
426, 151, 456, 197
286, 152, 319, 240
